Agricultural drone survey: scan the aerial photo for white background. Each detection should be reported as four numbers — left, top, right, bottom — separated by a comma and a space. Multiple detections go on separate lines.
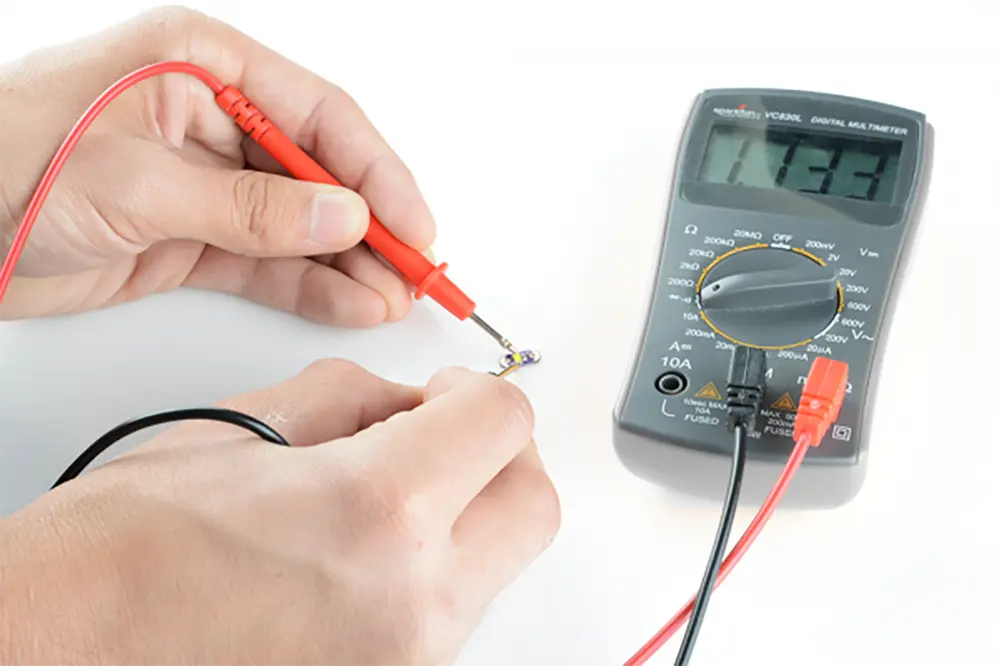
1, 2, 996, 665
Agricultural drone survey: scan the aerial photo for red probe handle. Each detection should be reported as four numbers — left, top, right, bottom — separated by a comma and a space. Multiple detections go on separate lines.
215, 86, 475, 320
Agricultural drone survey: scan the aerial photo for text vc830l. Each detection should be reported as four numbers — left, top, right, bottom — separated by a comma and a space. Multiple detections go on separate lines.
613, 88, 932, 508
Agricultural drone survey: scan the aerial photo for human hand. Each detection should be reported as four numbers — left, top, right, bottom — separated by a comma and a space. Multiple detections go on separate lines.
0, 7, 434, 323
0, 361, 559, 664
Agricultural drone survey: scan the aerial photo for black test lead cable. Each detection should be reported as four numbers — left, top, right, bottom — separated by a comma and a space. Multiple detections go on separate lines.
50, 408, 290, 489
673, 424, 748, 665
49, 344, 537, 489
50, 340, 536, 488
673, 346, 766, 665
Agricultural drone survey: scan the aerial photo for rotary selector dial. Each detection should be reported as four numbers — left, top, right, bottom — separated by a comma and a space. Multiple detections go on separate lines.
696, 244, 842, 349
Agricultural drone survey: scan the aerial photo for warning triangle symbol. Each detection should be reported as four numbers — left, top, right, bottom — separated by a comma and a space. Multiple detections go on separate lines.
694, 381, 722, 400
771, 392, 797, 411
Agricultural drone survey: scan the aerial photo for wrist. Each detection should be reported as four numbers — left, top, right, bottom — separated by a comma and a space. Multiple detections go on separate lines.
0, 490, 129, 663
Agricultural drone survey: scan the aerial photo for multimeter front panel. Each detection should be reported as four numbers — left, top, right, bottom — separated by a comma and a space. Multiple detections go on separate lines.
614, 88, 930, 507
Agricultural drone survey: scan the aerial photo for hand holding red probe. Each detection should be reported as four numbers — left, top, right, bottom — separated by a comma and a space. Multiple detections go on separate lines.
0, 7, 501, 339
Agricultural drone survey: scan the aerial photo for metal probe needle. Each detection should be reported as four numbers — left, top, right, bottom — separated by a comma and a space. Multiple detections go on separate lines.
469, 313, 517, 352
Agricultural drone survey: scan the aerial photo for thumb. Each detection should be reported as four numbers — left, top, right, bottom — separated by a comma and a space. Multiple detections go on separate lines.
423, 366, 481, 400
162, 167, 370, 256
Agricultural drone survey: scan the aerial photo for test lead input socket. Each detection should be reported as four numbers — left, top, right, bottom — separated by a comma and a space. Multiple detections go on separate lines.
656, 371, 688, 395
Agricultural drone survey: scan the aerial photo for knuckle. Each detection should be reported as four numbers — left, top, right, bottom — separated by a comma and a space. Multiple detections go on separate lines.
486, 378, 535, 432
339, 469, 433, 546
140, 5, 209, 37
138, 7, 240, 67
230, 172, 287, 246
378, 486, 435, 543
299, 360, 410, 409
526, 471, 562, 538
302, 358, 367, 383
426, 366, 473, 393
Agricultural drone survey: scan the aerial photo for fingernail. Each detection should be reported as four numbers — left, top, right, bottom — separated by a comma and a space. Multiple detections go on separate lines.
421, 246, 436, 263
310, 186, 367, 244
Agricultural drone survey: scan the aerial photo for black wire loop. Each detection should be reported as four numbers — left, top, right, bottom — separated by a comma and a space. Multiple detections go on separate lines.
51, 408, 289, 489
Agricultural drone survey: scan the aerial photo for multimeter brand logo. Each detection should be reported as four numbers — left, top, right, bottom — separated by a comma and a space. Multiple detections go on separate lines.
712, 107, 762, 120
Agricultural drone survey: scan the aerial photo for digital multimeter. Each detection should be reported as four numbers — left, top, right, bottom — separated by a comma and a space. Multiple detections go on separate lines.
613, 88, 932, 508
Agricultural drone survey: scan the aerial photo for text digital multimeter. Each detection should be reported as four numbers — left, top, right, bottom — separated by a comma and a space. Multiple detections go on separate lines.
613, 88, 932, 508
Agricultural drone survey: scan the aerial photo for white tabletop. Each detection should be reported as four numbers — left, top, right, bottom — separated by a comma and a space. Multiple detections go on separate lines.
2, 2, 996, 664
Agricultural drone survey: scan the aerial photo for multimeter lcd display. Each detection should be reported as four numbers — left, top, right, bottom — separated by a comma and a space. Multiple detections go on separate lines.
697, 124, 902, 204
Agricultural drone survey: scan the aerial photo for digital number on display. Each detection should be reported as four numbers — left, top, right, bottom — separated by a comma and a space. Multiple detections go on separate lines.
697, 124, 902, 203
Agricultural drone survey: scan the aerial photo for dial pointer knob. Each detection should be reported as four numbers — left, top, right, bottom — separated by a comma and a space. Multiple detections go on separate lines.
700, 265, 838, 312
696, 245, 842, 349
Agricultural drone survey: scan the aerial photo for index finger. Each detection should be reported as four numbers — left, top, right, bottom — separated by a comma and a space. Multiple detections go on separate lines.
340, 368, 536, 526
172, 9, 436, 250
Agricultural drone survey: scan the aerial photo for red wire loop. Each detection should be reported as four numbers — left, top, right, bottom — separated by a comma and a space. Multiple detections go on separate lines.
0, 62, 224, 304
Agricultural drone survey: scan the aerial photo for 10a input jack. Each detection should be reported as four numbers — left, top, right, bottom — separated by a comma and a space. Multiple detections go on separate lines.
656, 371, 688, 395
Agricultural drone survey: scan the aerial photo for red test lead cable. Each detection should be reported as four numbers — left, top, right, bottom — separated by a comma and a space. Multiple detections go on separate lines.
0, 63, 224, 303
0, 62, 514, 350
624, 356, 849, 666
